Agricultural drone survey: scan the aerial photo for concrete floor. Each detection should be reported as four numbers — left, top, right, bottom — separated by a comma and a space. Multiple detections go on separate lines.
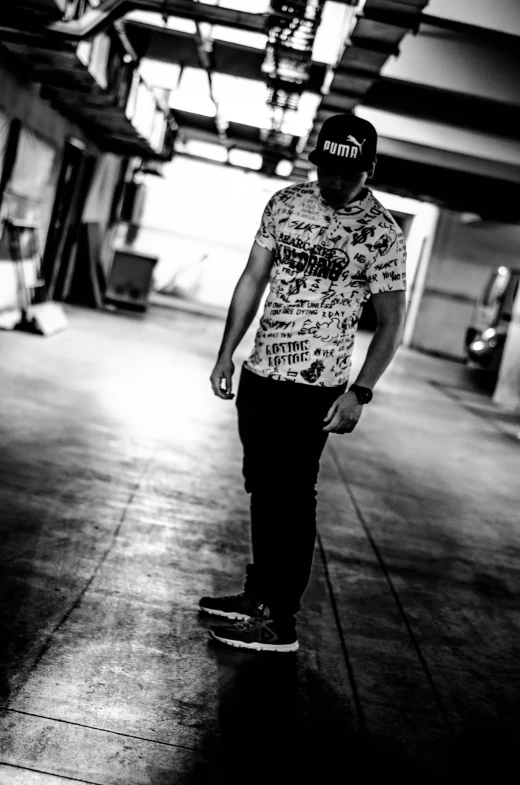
1, 302, 519, 784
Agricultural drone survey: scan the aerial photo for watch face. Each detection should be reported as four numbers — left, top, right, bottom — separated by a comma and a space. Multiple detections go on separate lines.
352, 385, 373, 403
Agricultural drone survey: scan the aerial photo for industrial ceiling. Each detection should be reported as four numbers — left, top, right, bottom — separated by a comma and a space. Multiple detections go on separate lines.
1, 0, 520, 221
121, 0, 520, 221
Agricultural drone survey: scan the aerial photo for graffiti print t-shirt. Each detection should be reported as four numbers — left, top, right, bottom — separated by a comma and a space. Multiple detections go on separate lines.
244, 181, 407, 387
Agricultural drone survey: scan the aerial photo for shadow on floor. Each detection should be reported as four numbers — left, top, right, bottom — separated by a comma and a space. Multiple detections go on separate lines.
183, 639, 457, 784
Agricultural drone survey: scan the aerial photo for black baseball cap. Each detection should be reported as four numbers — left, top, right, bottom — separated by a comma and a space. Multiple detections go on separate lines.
308, 113, 378, 174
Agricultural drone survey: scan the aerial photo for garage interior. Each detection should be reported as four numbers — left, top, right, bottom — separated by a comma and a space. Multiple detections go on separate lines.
1, 1, 520, 782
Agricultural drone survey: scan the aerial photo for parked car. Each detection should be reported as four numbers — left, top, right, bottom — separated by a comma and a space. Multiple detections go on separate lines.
465, 266, 520, 373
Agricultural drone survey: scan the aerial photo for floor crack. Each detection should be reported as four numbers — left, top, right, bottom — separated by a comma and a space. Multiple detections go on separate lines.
325, 441, 456, 736
8, 451, 156, 701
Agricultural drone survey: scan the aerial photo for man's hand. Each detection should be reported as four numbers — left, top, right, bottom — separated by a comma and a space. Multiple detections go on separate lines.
323, 391, 363, 433
210, 356, 235, 400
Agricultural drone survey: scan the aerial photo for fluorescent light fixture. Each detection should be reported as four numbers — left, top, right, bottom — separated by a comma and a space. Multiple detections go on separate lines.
312, 1, 358, 65
228, 149, 263, 170
182, 139, 228, 162
133, 82, 156, 140
76, 40, 92, 68
459, 212, 482, 224
276, 160, 294, 177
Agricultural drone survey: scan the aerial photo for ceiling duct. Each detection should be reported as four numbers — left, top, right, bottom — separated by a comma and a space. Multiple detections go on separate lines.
260, 0, 326, 175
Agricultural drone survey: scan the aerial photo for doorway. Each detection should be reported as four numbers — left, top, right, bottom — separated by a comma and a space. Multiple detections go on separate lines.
42, 137, 96, 301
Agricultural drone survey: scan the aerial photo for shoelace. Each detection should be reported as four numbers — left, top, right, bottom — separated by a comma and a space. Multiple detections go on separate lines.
234, 617, 268, 631
218, 593, 245, 602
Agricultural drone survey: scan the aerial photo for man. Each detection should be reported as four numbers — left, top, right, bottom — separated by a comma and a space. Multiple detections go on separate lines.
200, 113, 407, 653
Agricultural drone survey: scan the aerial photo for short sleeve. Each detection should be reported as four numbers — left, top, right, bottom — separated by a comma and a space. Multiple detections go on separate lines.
254, 196, 277, 252
366, 220, 407, 294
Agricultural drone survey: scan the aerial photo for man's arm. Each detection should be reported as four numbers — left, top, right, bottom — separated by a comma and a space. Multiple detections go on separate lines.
351, 289, 407, 388
323, 289, 406, 432
210, 241, 275, 400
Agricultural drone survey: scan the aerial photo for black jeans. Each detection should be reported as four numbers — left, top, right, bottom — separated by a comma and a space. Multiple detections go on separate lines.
236, 365, 346, 620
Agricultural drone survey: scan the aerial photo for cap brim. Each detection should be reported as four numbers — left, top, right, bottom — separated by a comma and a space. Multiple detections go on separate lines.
308, 148, 370, 174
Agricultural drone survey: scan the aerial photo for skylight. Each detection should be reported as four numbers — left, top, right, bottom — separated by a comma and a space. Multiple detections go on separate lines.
139, 59, 182, 91
166, 70, 321, 139
170, 68, 216, 116
212, 73, 269, 128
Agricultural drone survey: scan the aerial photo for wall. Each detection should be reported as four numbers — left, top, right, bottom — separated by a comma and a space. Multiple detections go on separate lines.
0, 56, 98, 313
82, 153, 125, 274
494, 278, 520, 410
122, 155, 291, 310
410, 211, 520, 360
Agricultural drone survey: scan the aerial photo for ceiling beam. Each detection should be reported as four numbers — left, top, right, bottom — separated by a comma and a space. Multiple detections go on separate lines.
46, 0, 265, 39
372, 154, 520, 221
375, 135, 520, 183
124, 22, 327, 92
419, 13, 520, 49
344, 77, 520, 137
331, 1, 520, 47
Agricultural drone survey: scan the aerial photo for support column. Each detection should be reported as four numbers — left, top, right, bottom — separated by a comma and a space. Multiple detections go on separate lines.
493, 283, 520, 410
402, 203, 440, 347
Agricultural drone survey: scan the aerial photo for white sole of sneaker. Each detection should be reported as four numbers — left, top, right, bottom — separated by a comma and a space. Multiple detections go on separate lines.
209, 630, 299, 653
199, 605, 251, 621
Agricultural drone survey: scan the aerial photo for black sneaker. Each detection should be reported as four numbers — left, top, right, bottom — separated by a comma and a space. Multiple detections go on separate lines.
198, 592, 257, 621
209, 607, 299, 653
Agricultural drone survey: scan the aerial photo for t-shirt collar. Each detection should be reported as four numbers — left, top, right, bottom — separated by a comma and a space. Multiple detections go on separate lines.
313, 182, 370, 215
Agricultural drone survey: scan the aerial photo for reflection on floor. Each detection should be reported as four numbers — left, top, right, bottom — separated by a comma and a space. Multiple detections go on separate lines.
1, 304, 519, 783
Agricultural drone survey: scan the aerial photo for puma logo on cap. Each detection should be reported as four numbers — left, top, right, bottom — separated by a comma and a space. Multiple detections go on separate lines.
323, 135, 365, 158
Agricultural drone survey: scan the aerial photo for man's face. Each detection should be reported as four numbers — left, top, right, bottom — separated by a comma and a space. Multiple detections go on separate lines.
317, 163, 374, 209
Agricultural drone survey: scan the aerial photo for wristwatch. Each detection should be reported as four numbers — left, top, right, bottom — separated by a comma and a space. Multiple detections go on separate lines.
349, 384, 373, 404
